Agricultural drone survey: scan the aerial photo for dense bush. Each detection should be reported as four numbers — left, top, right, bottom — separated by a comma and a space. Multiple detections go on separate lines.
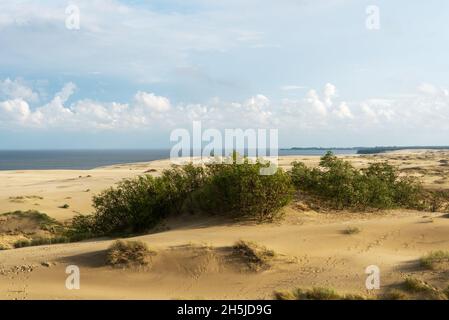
290, 152, 424, 210
200, 159, 294, 221
70, 158, 293, 237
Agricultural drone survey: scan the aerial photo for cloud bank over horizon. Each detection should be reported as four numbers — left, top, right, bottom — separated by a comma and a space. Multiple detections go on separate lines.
2, 78, 449, 148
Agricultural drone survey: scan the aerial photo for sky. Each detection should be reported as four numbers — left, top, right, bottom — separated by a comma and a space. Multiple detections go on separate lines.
1, 0, 449, 149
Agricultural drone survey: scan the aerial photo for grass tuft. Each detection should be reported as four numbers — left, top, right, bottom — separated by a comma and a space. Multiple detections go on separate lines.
106, 240, 156, 268
232, 240, 275, 272
274, 287, 366, 300
420, 251, 449, 270
342, 226, 361, 235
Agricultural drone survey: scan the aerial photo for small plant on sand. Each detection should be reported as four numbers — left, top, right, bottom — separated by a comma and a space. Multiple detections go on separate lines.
420, 250, 449, 270
106, 240, 155, 268
403, 277, 435, 294
443, 286, 449, 299
59, 204, 70, 209
402, 277, 446, 299
382, 290, 408, 300
232, 240, 275, 272
342, 226, 361, 235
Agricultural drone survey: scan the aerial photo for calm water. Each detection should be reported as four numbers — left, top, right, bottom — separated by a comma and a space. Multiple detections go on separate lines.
0, 149, 357, 170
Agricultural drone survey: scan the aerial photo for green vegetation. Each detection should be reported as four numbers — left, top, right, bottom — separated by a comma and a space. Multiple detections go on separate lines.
106, 240, 155, 268
420, 250, 449, 270
0, 210, 60, 232
0, 210, 68, 249
199, 158, 294, 221
8, 195, 43, 203
70, 157, 293, 237
13, 236, 72, 248
290, 151, 424, 210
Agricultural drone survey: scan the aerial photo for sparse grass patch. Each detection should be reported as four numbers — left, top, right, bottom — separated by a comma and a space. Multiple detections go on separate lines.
8, 195, 43, 203
232, 240, 275, 272
420, 251, 449, 270
342, 226, 361, 235
401, 277, 446, 299
0, 210, 60, 231
106, 240, 156, 268
403, 277, 435, 294
382, 290, 408, 300
443, 286, 449, 299
274, 287, 365, 300
13, 236, 71, 248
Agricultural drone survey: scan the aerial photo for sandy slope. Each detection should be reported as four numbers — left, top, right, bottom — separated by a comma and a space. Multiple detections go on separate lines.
0, 151, 448, 299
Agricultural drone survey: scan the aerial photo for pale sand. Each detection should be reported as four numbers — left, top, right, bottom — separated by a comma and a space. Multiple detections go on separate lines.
0, 150, 448, 299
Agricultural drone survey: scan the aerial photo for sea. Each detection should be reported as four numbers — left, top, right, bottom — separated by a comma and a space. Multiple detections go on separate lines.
0, 149, 357, 170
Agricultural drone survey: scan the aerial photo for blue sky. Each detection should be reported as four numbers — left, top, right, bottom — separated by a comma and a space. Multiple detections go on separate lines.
1, 0, 449, 149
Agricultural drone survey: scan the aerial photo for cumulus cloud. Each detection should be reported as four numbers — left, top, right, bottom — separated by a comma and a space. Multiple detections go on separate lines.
0, 99, 31, 123
134, 91, 171, 113
0, 78, 39, 103
1, 80, 449, 138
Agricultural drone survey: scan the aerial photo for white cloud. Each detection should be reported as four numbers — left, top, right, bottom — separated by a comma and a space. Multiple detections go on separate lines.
134, 91, 171, 113
1, 80, 449, 138
306, 89, 328, 116
334, 102, 353, 119
323, 83, 337, 107
0, 78, 39, 103
0, 99, 31, 123
281, 85, 307, 91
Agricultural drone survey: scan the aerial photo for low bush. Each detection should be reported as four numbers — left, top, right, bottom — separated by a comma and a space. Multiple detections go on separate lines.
106, 240, 155, 268
71, 157, 293, 237
199, 158, 294, 221
290, 151, 424, 210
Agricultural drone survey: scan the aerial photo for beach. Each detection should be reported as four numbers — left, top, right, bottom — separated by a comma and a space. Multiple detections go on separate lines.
1, 150, 449, 299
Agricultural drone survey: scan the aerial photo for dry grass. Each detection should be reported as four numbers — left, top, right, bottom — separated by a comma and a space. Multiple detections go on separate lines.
106, 240, 156, 268
382, 290, 408, 300
420, 250, 449, 270
8, 195, 43, 203
232, 240, 275, 272
342, 226, 361, 235
274, 287, 366, 300
401, 277, 447, 300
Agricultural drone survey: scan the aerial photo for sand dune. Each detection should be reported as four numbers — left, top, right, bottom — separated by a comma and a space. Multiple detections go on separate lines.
1, 151, 448, 299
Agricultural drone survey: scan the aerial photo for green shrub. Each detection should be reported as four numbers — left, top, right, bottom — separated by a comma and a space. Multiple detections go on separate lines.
90, 175, 171, 234
290, 151, 424, 210
71, 158, 292, 237
199, 158, 294, 221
